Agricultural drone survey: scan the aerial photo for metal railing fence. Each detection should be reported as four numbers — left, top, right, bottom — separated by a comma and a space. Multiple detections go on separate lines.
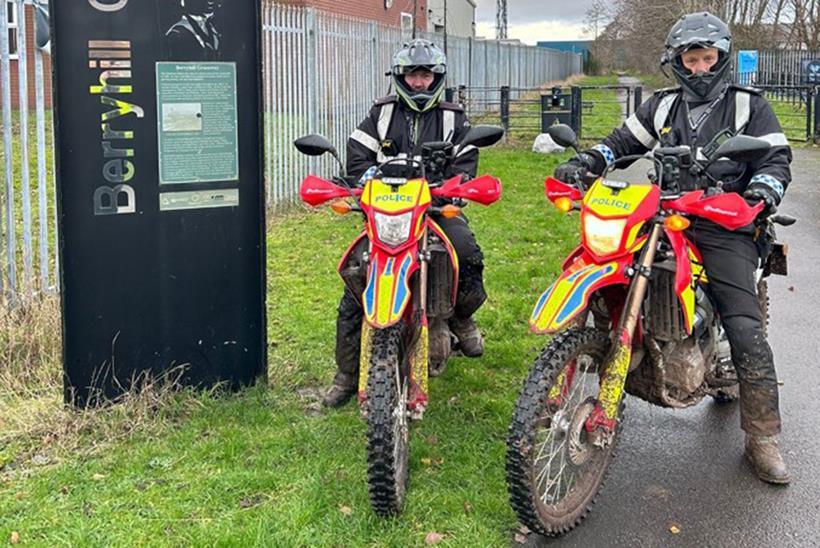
1, 0, 58, 306
262, 5, 582, 207
1, 2, 582, 305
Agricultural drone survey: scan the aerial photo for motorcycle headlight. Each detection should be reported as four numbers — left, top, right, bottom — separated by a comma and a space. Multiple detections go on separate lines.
373, 211, 413, 247
584, 215, 626, 257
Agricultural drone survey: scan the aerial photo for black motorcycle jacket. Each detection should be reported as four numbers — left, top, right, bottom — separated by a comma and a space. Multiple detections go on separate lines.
583, 84, 792, 203
346, 95, 479, 182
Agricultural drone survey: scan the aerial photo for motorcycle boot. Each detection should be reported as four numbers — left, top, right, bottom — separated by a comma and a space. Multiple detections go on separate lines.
745, 434, 791, 484
450, 316, 484, 357
322, 383, 357, 408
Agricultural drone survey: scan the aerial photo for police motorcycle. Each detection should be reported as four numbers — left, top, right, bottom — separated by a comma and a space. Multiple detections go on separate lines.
505, 124, 794, 536
295, 126, 503, 516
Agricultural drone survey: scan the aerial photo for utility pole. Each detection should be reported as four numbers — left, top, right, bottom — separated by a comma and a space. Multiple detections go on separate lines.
412, 0, 418, 39
495, 0, 508, 41
443, 0, 448, 56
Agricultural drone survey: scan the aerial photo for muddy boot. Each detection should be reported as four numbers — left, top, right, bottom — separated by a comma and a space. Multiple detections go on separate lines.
322, 383, 357, 408
745, 434, 791, 485
450, 316, 484, 358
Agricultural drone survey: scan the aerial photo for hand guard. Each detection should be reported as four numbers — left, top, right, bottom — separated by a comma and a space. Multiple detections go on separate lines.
743, 183, 778, 219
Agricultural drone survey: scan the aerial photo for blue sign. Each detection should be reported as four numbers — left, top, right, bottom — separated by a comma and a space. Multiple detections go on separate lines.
802, 59, 820, 84
738, 50, 759, 73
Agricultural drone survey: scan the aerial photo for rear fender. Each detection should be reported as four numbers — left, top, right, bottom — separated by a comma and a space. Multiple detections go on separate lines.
363, 246, 419, 328
530, 253, 631, 334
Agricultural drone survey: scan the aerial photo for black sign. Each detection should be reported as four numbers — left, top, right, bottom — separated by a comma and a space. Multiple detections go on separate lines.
802, 59, 820, 84
50, 0, 266, 406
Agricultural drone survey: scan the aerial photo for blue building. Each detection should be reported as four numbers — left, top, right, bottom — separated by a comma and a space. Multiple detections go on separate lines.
537, 40, 593, 64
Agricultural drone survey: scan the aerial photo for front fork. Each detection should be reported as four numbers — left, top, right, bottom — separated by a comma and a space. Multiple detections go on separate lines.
358, 228, 431, 417
587, 222, 663, 444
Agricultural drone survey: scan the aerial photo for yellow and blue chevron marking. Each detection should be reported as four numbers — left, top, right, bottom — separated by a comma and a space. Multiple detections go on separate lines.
530, 262, 618, 333
363, 251, 416, 327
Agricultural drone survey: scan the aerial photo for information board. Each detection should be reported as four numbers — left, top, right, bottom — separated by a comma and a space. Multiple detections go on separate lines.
50, 0, 266, 406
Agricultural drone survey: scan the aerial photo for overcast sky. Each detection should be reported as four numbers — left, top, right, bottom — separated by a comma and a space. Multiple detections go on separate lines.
473, 0, 596, 44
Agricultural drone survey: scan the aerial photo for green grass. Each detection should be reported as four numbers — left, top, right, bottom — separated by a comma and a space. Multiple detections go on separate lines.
579, 75, 625, 142
0, 148, 579, 546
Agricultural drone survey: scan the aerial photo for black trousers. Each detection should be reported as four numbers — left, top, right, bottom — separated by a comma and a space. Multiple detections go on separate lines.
687, 220, 781, 436
333, 214, 486, 387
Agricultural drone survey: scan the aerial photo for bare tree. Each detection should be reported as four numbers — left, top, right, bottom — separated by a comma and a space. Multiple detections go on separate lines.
588, 0, 796, 74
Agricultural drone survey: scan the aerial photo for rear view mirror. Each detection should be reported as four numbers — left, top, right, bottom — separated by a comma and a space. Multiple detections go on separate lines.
546, 124, 578, 150
460, 125, 504, 149
712, 135, 771, 163
294, 134, 337, 157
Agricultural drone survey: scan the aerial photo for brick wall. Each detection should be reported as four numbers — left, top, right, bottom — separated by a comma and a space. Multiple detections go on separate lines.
276, 0, 427, 29
1, 4, 53, 110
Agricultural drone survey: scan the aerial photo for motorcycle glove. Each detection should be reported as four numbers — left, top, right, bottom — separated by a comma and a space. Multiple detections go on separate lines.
743, 183, 779, 218
553, 151, 605, 187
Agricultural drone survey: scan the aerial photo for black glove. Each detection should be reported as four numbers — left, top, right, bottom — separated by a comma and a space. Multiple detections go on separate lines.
743, 183, 778, 219
553, 152, 600, 186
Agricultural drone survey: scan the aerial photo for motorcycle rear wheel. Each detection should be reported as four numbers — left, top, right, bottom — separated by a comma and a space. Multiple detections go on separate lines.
365, 325, 410, 517
506, 327, 622, 536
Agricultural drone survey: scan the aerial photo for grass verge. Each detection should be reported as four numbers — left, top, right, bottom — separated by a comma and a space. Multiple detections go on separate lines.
0, 147, 578, 546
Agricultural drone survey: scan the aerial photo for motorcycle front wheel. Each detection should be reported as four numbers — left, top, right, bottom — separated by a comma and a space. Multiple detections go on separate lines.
365, 325, 409, 517
506, 327, 623, 536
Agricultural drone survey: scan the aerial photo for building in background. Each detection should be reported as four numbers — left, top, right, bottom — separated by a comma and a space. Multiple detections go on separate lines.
537, 40, 593, 65
275, 0, 427, 35
427, 0, 476, 38
1, 0, 52, 109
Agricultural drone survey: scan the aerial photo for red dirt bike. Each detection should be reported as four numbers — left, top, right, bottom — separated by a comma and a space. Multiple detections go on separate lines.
506, 124, 794, 536
294, 126, 503, 516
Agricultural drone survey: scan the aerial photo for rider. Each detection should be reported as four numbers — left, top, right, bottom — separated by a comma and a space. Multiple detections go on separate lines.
323, 39, 488, 407
553, 12, 792, 484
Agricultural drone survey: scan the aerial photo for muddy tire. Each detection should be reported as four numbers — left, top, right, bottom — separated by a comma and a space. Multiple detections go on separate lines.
365, 325, 409, 517
506, 327, 622, 537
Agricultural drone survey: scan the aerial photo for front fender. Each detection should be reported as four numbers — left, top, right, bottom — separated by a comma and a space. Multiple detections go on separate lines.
530, 254, 631, 334
363, 246, 420, 328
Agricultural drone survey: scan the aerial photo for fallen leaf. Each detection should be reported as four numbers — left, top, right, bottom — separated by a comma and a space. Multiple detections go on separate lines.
339, 505, 353, 516
31, 454, 50, 466
10, 531, 20, 544
514, 533, 528, 544
463, 501, 472, 514
435, 457, 444, 465
92, 473, 106, 481
421, 458, 433, 466
668, 522, 681, 535
425, 532, 445, 545
14, 492, 23, 500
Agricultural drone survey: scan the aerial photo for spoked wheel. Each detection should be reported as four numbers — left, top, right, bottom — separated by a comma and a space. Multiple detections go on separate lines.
365, 325, 410, 516
507, 327, 623, 537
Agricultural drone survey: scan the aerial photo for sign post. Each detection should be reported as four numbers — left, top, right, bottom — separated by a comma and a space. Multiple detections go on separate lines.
50, 0, 266, 406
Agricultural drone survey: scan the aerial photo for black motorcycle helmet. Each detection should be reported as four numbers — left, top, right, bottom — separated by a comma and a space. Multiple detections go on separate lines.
662, 12, 732, 101
391, 39, 447, 113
